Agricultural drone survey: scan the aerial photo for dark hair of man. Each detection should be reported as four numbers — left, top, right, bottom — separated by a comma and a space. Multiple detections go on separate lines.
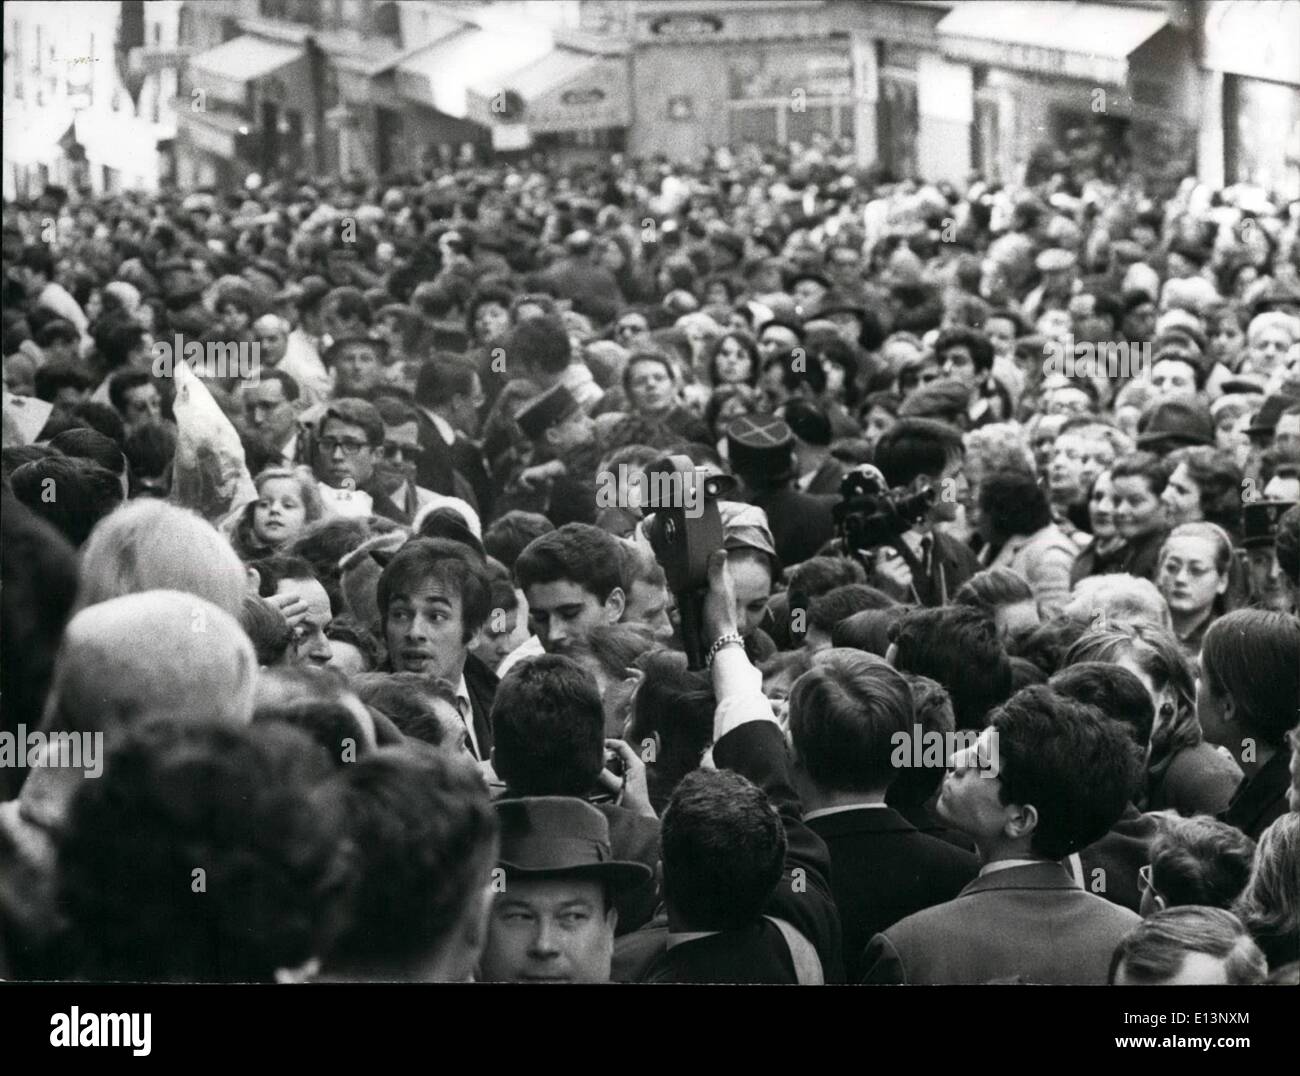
1108, 907, 1267, 986
481, 511, 554, 571
106, 369, 155, 416
71, 401, 126, 445
979, 468, 1052, 541
241, 593, 294, 666
253, 697, 371, 768
890, 606, 1012, 730
324, 286, 372, 328
1009, 656, 1048, 690
57, 719, 347, 982
510, 315, 571, 376
808, 584, 895, 634
97, 319, 147, 373
1110, 451, 1171, 498
123, 421, 177, 482
250, 554, 318, 598
788, 556, 868, 603
934, 327, 995, 373
491, 655, 605, 796
48, 427, 125, 476
19, 244, 56, 279
34, 318, 81, 349
991, 686, 1143, 858
661, 768, 786, 932
772, 347, 828, 396
886, 674, 955, 808
375, 537, 491, 643
618, 538, 667, 592
321, 398, 384, 447
9, 456, 123, 547
625, 651, 715, 811
352, 672, 459, 743
1277, 505, 1300, 586
830, 606, 908, 657
985, 308, 1027, 337
955, 566, 1034, 612
790, 650, 915, 793
2, 444, 56, 482
1166, 446, 1242, 534
514, 522, 624, 603
873, 418, 964, 488
1013, 616, 1091, 677
257, 368, 301, 403
416, 507, 484, 558
33, 360, 94, 402
1147, 814, 1256, 910
326, 748, 497, 972
415, 353, 478, 410
1201, 609, 1300, 747
465, 284, 516, 337
1049, 661, 1155, 754
373, 394, 417, 429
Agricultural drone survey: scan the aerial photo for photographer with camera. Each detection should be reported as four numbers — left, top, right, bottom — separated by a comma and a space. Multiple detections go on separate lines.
852, 418, 979, 606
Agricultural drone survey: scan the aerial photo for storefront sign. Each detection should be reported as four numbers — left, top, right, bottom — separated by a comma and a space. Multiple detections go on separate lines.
940, 34, 1126, 86
181, 115, 237, 158
649, 14, 724, 37
561, 87, 607, 106
728, 50, 853, 101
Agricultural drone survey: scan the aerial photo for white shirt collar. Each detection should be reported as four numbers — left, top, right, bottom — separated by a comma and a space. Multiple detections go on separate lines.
978, 857, 1050, 878
803, 802, 890, 822
422, 407, 456, 446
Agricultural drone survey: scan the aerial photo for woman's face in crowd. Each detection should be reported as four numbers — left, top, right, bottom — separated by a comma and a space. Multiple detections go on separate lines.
220, 303, 250, 333
1160, 462, 1203, 527
1209, 316, 1245, 365
1036, 309, 1072, 343
822, 359, 846, 398
713, 335, 753, 384
729, 554, 772, 638
627, 359, 675, 414
1088, 471, 1117, 539
1112, 474, 1167, 540
1158, 535, 1226, 619
474, 301, 510, 343
1215, 409, 1249, 457
1124, 302, 1157, 340
1049, 431, 1113, 505
863, 405, 897, 448
252, 478, 308, 547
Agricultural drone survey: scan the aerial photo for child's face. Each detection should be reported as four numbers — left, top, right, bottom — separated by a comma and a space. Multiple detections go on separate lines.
252, 478, 308, 546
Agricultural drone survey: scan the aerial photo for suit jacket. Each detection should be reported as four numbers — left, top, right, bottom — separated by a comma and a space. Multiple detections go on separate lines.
596, 803, 662, 937
462, 652, 498, 763
413, 410, 486, 515
984, 522, 1078, 619
862, 861, 1141, 984
614, 721, 844, 983
1219, 751, 1291, 841
801, 456, 846, 496
807, 805, 978, 982
753, 487, 838, 567
1115, 528, 1169, 583
1078, 803, 1160, 914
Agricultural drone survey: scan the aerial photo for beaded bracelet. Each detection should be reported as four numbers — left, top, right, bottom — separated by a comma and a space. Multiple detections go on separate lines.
705, 631, 745, 668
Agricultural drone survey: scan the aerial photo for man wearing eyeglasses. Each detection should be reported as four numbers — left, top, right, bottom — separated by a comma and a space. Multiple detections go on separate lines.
311, 397, 383, 518
369, 396, 480, 531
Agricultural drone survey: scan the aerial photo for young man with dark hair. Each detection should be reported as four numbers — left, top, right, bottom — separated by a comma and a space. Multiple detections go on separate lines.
789, 649, 977, 980
503, 523, 627, 676
33, 360, 94, 412
869, 417, 979, 603
321, 748, 499, 981
311, 397, 385, 517
491, 654, 660, 934
8, 456, 123, 547
106, 369, 163, 433
1139, 815, 1255, 916
887, 605, 1013, 730
412, 353, 490, 515
863, 686, 1144, 984
482, 510, 555, 571
376, 537, 496, 761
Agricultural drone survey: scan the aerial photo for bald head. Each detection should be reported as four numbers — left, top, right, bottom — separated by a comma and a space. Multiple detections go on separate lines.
47, 591, 258, 736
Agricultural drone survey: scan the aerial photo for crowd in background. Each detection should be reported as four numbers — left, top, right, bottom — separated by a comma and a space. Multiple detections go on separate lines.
2, 138, 1299, 984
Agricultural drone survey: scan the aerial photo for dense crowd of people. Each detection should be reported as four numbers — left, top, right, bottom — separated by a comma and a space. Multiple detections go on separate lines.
2, 137, 1299, 984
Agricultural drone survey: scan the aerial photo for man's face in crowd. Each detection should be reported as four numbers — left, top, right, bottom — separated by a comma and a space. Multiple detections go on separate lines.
375, 419, 419, 496
1123, 301, 1157, 340
1274, 413, 1300, 454
1036, 308, 1073, 343
475, 599, 529, 673
385, 578, 478, 682
626, 360, 675, 415
316, 417, 378, 489
1160, 462, 1204, 526
759, 326, 800, 363
1245, 546, 1293, 612
1209, 316, 1245, 365
615, 314, 650, 349
937, 344, 978, 391
1048, 430, 1114, 505
1112, 475, 1167, 540
792, 279, 828, 312
546, 408, 595, 454
253, 316, 289, 365
480, 877, 616, 983
526, 580, 623, 656
863, 405, 897, 449
333, 343, 385, 396
121, 382, 161, 430
1150, 359, 1198, 400
985, 316, 1016, 360
935, 727, 1007, 843
625, 579, 674, 641
244, 379, 298, 448
278, 577, 333, 666
450, 374, 486, 438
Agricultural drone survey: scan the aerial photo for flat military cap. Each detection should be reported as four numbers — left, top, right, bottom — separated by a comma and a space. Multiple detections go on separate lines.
727, 414, 796, 482
1242, 499, 1298, 550
515, 383, 581, 441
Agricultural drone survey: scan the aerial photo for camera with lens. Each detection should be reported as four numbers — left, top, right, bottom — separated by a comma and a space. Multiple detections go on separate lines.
834, 464, 936, 553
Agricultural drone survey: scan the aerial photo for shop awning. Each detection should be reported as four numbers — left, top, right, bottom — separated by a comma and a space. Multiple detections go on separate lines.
1203, 0, 1300, 86
396, 26, 552, 117
937, 1, 1169, 85
177, 109, 250, 160
2, 109, 78, 164
188, 36, 305, 105
465, 48, 630, 132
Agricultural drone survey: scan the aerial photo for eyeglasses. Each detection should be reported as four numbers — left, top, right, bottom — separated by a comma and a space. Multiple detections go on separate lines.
381, 442, 418, 461
1138, 863, 1162, 901
318, 437, 371, 456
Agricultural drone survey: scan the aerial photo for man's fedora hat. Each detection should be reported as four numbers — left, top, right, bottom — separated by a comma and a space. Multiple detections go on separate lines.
495, 797, 653, 893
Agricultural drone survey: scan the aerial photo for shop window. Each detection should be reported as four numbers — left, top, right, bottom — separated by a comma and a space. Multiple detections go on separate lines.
730, 105, 779, 146
787, 104, 834, 145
